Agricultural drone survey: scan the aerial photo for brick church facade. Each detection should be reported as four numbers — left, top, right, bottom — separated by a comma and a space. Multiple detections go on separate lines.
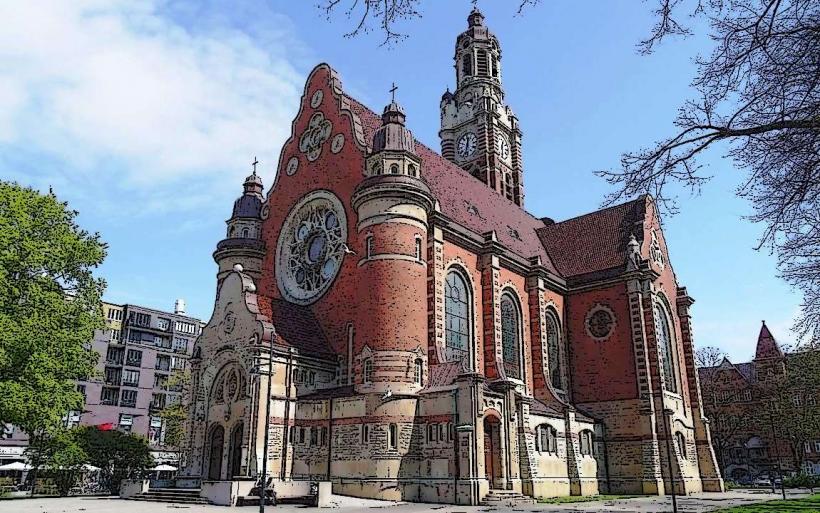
178, 9, 723, 504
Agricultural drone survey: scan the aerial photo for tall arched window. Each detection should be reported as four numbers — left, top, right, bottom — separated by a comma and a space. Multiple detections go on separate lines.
501, 291, 521, 379
545, 311, 563, 390
414, 358, 423, 386
363, 358, 373, 384
444, 269, 471, 367
675, 431, 687, 458
654, 302, 678, 393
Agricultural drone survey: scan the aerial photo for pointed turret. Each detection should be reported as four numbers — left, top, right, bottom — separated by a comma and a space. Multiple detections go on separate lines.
754, 320, 784, 360
213, 160, 267, 283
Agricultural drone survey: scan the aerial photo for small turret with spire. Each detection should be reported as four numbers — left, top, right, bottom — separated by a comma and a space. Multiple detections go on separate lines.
213, 158, 267, 283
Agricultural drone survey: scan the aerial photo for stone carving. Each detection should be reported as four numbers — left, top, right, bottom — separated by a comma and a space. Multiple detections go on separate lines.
298, 112, 332, 162
286, 156, 299, 176
331, 133, 345, 154
310, 89, 324, 108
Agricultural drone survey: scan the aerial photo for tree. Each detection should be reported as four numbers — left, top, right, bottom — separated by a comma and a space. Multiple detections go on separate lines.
597, 0, 820, 347
25, 428, 88, 496
157, 369, 191, 449
696, 345, 727, 368
0, 182, 106, 435
75, 426, 154, 494
318, 0, 539, 46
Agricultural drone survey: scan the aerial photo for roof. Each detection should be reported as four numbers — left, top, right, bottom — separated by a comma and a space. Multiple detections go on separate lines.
424, 361, 463, 389
232, 193, 263, 219
529, 398, 563, 418
755, 321, 783, 359
537, 196, 648, 278
348, 97, 560, 274
260, 297, 334, 356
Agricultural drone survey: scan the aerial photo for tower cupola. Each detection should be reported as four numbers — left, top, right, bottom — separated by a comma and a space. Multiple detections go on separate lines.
365, 94, 422, 179
213, 159, 267, 283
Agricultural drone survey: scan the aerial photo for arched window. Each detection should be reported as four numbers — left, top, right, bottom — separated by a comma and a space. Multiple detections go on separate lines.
545, 311, 563, 390
537, 424, 558, 453
444, 269, 471, 367
579, 430, 594, 456
363, 358, 373, 383
654, 302, 678, 393
390, 164, 399, 174
461, 53, 472, 76
676, 432, 687, 458
292, 368, 299, 383
366, 235, 374, 259
408, 164, 417, 177
415, 236, 423, 261
241, 228, 249, 238
414, 358, 423, 385
229, 226, 236, 237
501, 292, 521, 379
491, 56, 498, 77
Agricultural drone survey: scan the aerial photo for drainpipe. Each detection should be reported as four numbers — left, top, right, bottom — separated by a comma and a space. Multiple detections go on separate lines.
326, 396, 333, 482
453, 389, 460, 502
280, 348, 294, 480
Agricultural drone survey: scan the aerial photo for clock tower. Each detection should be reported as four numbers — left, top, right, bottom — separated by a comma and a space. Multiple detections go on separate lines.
439, 8, 524, 206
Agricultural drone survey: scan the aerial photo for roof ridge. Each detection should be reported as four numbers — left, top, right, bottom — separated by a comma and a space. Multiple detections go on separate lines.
542, 195, 649, 229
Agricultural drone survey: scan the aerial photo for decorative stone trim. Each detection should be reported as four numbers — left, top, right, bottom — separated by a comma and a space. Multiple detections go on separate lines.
310, 89, 323, 108
585, 303, 616, 341
330, 133, 345, 154
298, 112, 332, 162
285, 156, 299, 176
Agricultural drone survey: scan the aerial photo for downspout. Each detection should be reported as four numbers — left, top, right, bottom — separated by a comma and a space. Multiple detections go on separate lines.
602, 421, 612, 494
452, 389, 460, 502
280, 348, 294, 480
326, 396, 333, 481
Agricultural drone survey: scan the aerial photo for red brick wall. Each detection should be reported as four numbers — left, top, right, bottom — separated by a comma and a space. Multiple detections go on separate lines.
567, 283, 638, 403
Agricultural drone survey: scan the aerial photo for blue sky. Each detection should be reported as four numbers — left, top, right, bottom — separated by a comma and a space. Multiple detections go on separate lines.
0, 0, 801, 362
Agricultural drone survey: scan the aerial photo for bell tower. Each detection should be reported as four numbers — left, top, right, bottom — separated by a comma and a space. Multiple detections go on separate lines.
440, 7, 524, 206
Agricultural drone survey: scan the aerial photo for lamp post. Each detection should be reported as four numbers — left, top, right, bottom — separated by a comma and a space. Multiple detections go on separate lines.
255, 344, 274, 513
662, 407, 678, 513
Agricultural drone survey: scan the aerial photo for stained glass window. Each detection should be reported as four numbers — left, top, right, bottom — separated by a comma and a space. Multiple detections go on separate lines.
444, 270, 471, 367
501, 293, 521, 379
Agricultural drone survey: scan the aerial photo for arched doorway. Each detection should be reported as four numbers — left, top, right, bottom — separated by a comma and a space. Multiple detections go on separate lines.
483, 416, 503, 489
207, 424, 225, 480
229, 422, 244, 478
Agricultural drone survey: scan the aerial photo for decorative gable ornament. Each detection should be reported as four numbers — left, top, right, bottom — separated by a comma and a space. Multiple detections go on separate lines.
299, 112, 333, 162
649, 230, 665, 269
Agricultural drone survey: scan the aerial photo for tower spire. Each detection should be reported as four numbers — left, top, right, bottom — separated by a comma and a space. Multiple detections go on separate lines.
439, 8, 524, 206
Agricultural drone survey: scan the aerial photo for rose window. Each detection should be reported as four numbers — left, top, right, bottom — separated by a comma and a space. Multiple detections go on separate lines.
586, 305, 615, 340
276, 191, 348, 305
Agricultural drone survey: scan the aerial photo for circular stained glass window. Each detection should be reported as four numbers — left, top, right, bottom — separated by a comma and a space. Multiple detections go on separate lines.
276, 190, 347, 305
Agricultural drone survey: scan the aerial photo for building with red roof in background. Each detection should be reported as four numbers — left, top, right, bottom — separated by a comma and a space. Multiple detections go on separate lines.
176, 8, 723, 505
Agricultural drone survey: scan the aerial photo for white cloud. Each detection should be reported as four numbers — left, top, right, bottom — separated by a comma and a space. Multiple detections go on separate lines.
0, 0, 303, 203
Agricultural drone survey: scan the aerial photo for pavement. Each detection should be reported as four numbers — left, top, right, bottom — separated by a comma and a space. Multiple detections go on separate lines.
0, 489, 812, 513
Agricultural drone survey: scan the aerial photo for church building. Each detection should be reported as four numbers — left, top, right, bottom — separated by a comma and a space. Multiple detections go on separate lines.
178, 9, 723, 504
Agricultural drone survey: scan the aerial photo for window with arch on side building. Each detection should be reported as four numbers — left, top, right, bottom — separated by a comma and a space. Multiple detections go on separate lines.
654, 301, 678, 393
536, 424, 558, 454
676, 431, 687, 458
444, 269, 472, 367
500, 291, 522, 380
545, 310, 563, 391
579, 429, 595, 456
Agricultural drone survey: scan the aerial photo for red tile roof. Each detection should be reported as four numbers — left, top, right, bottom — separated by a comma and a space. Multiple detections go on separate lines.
537, 196, 648, 278
348, 97, 559, 275
264, 297, 334, 356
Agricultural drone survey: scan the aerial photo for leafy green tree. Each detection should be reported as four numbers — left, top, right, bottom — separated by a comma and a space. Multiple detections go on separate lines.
75, 426, 153, 494
25, 428, 88, 496
0, 182, 106, 435
158, 369, 190, 448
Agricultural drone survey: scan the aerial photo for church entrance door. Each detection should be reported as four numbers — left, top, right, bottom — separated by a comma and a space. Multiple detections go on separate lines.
483, 416, 503, 489
229, 422, 244, 478
207, 424, 225, 480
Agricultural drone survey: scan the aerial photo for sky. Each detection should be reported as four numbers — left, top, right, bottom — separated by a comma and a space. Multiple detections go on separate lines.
0, 0, 803, 363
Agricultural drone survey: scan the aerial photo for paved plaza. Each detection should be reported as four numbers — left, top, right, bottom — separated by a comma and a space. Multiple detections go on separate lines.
0, 490, 812, 513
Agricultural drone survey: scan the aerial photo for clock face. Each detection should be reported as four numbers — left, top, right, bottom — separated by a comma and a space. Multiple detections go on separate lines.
457, 132, 477, 159
497, 134, 510, 161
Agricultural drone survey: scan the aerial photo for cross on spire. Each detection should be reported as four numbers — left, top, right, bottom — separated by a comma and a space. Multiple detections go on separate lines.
251, 156, 259, 175
390, 82, 398, 103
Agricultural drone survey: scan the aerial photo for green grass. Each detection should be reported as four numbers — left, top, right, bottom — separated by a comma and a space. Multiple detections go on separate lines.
538, 494, 641, 504
713, 493, 820, 512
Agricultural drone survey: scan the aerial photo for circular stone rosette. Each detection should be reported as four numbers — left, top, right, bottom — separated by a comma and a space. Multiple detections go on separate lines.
275, 190, 348, 305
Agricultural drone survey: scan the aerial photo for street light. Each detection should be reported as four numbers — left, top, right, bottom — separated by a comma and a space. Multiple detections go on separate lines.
662, 407, 678, 513
253, 344, 274, 513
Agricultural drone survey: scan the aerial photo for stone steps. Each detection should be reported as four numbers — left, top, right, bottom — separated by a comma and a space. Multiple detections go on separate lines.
127, 488, 211, 505
480, 489, 537, 506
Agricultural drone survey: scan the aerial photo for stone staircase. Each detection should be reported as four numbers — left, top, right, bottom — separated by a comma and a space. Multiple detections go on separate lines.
127, 487, 211, 505
480, 489, 537, 506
